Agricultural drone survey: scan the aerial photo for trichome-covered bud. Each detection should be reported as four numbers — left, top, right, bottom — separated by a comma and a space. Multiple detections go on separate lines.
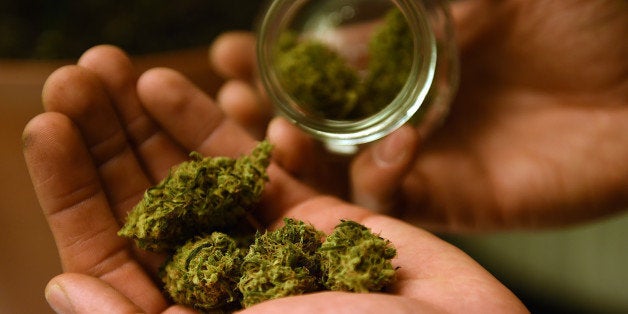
357, 8, 413, 117
318, 220, 397, 292
277, 38, 360, 119
238, 218, 324, 307
118, 141, 272, 252
274, 8, 412, 120
161, 232, 245, 312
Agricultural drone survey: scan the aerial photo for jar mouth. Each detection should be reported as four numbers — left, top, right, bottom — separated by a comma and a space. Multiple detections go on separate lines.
257, 0, 438, 148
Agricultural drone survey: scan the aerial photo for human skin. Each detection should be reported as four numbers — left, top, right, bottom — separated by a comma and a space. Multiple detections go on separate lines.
23, 46, 527, 313
209, 0, 628, 232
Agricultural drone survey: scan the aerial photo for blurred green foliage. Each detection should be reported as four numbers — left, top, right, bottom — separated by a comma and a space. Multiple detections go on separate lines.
0, 0, 263, 59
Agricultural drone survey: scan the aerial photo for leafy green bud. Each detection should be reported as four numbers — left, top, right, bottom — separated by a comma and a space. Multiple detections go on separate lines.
118, 141, 273, 252
277, 39, 360, 119
357, 8, 413, 117
161, 232, 245, 312
238, 218, 324, 307
318, 220, 397, 292
274, 8, 412, 120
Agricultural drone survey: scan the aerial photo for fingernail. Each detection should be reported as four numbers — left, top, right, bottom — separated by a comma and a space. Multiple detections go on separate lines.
373, 128, 413, 167
46, 283, 75, 314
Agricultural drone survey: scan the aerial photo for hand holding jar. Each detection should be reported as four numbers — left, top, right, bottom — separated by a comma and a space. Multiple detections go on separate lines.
210, 0, 628, 232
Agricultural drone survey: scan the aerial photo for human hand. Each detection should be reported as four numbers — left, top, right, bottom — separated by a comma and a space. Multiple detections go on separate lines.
209, 0, 628, 231
24, 45, 527, 313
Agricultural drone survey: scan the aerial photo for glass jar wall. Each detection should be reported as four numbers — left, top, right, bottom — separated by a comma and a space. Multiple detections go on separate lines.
257, 0, 458, 154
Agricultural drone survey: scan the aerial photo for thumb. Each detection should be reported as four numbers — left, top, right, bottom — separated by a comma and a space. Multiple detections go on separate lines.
44, 273, 199, 314
45, 273, 143, 314
351, 126, 420, 213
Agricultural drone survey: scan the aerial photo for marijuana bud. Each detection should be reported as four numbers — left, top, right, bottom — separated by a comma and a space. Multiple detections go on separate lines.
118, 141, 272, 252
274, 8, 412, 120
318, 220, 397, 293
116, 137, 400, 307
238, 218, 324, 307
277, 38, 360, 119
357, 8, 413, 117
161, 232, 244, 312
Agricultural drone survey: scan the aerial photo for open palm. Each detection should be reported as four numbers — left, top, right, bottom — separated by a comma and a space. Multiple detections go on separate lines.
396, 0, 628, 231
23, 46, 527, 313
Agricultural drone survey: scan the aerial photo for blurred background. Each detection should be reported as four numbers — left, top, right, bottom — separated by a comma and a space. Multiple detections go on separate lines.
0, 0, 262, 59
1, 1, 626, 313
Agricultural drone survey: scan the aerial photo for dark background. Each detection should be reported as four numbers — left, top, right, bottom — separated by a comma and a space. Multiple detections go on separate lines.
0, 0, 264, 59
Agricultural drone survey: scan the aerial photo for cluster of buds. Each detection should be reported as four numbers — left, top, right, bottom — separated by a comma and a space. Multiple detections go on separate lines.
119, 141, 397, 312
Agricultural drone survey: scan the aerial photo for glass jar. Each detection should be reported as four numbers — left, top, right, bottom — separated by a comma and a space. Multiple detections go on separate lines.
257, 0, 458, 154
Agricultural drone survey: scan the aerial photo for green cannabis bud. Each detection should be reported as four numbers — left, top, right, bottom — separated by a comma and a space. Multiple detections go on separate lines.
357, 8, 413, 117
161, 232, 244, 311
118, 141, 272, 252
318, 220, 397, 292
274, 8, 412, 120
238, 218, 324, 307
116, 137, 400, 308
277, 38, 360, 119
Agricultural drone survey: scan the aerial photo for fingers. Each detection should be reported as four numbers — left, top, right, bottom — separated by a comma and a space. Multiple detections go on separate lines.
41, 45, 192, 223
137, 67, 257, 157
266, 117, 317, 174
42, 63, 124, 166
77, 45, 189, 181
41, 63, 152, 222
23, 113, 168, 313
23, 113, 127, 271
136, 68, 318, 223
209, 31, 257, 80
210, 32, 276, 143
76, 45, 142, 133
350, 126, 421, 214
217, 79, 272, 139
267, 117, 352, 198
